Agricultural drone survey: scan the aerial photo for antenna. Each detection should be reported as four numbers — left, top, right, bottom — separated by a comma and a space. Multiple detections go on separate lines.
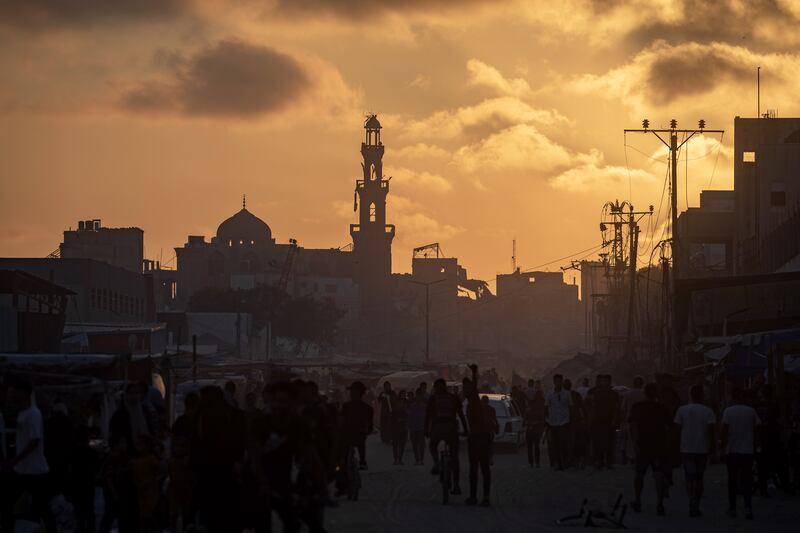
512, 239, 517, 272
757, 66, 761, 118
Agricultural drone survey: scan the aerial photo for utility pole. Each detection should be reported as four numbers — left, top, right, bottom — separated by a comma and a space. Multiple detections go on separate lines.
600, 201, 652, 359
624, 119, 724, 366
409, 278, 447, 361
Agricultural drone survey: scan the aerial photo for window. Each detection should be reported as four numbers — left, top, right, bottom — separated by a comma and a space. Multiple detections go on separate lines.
771, 182, 786, 207
369, 203, 376, 222
325, 284, 337, 294
743, 151, 756, 163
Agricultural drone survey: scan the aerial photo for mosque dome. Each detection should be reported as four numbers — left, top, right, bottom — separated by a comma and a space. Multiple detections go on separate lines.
216, 205, 272, 246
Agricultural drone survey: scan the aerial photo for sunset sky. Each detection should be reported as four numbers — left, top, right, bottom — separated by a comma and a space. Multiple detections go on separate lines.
3, 1, 800, 285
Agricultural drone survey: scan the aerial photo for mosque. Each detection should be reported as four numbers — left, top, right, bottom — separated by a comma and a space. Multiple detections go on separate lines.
173, 116, 395, 346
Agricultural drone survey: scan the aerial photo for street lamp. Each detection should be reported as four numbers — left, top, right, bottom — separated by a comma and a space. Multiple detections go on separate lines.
408, 278, 447, 361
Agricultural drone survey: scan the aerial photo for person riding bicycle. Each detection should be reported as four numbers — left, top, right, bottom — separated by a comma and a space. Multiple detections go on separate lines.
425, 378, 468, 495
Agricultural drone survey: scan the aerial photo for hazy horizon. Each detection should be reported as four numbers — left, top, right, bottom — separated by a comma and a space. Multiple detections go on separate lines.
3, 1, 800, 283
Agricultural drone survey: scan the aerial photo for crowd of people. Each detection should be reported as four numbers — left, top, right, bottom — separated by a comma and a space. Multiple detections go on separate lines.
511, 372, 800, 520
1, 367, 799, 531
0, 376, 374, 533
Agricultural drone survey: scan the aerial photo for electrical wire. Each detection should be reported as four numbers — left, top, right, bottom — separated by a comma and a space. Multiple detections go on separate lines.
707, 132, 725, 188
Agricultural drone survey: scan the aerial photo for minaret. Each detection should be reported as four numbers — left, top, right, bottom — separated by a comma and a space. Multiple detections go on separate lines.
351, 114, 395, 280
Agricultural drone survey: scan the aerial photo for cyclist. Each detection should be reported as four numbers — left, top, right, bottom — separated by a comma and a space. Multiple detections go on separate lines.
425, 378, 468, 495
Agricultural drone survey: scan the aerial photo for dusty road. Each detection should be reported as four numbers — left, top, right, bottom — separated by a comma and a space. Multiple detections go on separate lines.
326, 438, 798, 533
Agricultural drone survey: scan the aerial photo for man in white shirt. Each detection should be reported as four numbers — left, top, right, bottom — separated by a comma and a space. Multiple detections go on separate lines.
545, 374, 571, 470
575, 378, 591, 399
674, 385, 716, 517
1, 379, 55, 533
721, 388, 761, 520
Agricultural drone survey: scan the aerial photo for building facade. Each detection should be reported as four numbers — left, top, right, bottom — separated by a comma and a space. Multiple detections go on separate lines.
60, 219, 144, 274
675, 190, 736, 279
0, 258, 153, 324
734, 116, 800, 274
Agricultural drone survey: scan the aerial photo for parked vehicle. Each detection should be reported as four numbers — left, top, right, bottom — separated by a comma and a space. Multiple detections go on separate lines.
464, 394, 524, 447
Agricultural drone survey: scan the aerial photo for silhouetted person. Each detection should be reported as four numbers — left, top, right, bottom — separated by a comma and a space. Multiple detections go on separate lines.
754, 385, 786, 496
657, 374, 682, 491
545, 374, 571, 470
99, 433, 138, 533
224, 380, 239, 408
1, 379, 56, 533
378, 381, 397, 444
564, 379, 587, 468
110, 382, 155, 456
194, 385, 245, 532
340, 381, 374, 470
620, 376, 645, 464
576, 377, 590, 399
464, 365, 492, 506
169, 392, 199, 531
44, 398, 73, 497
524, 387, 545, 467
722, 387, 761, 520
408, 389, 427, 465
629, 383, 671, 515
70, 425, 99, 533
674, 385, 716, 517
426, 378, 468, 495
587, 374, 619, 469
391, 391, 409, 465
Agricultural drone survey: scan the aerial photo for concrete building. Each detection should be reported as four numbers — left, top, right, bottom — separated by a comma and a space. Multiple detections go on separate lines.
60, 219, 143, 273
174, 200, 357, 319
495, 270, 581, 365
734, 116, 800, 274
0, 270, 73, 352
675, 190, 736, 278
0, 258, 154, 324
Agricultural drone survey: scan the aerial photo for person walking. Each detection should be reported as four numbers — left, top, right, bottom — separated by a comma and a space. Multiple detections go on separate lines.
464, 365, 493, 506
391, 391, 409, 465
340, 381, 374, 470
378, 382, 397, 445
1, 379, 57, 533
545, 374, 571, 471
587, 375, 619, 469
408, 389, 427, 465
564, 379, 587, 468
524, 387, 545, 468
722, 388, 761, 520
629, 383, 671, 516
674, 385, 716, 517
620, 376, 645, 464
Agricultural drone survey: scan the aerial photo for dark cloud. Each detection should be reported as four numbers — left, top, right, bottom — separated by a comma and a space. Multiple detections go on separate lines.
120, 40, 310, 118
644, 45, 753, 105
0, 0, 191, 28
271, 0, 488, 19
625, 0, 800, 50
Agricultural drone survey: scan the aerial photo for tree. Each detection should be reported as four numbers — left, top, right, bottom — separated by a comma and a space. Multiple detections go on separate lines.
188, 285, 343, 346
